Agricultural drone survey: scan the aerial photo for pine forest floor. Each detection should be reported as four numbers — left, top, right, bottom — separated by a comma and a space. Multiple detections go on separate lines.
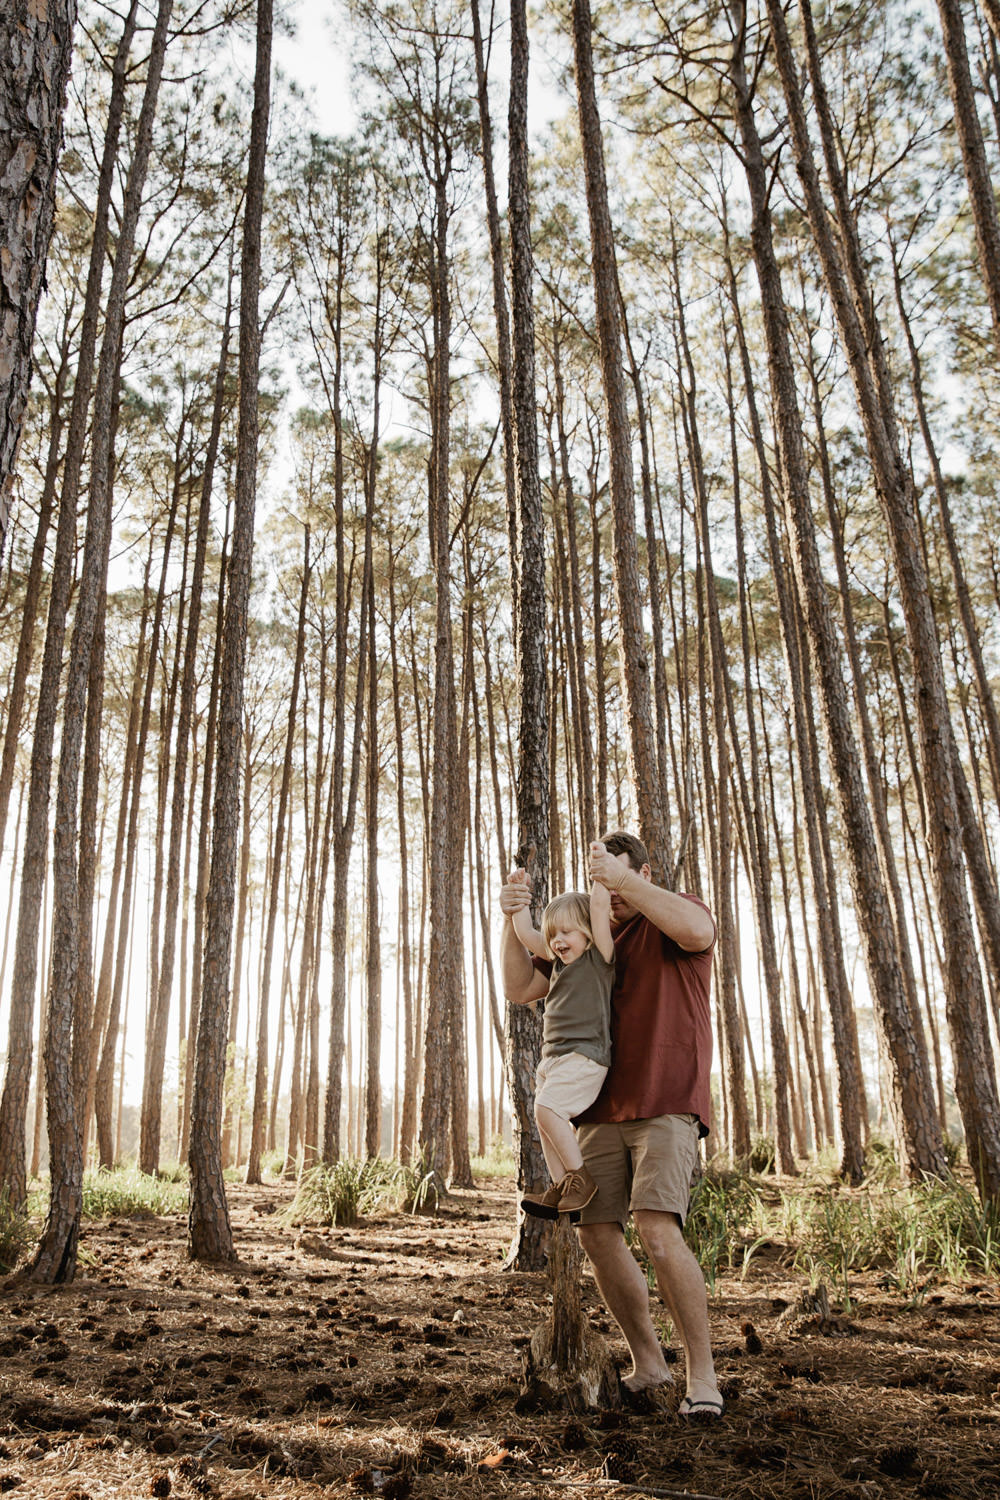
1, 1177, 999, 1500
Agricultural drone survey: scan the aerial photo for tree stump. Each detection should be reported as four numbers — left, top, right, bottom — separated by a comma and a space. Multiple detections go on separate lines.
520, 1216, 620, 1412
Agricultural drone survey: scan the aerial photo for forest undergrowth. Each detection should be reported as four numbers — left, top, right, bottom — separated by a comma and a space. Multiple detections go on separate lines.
1, 1153, 998, 1499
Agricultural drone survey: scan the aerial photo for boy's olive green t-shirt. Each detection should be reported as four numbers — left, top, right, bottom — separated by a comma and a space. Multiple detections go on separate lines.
541, 945, 614, 1067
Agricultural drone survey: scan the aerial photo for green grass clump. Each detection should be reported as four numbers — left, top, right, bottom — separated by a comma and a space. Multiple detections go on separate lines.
79, 1164, 188, 1219
793, 1177, 1000, 1295
613, 1142, 1000, 1303
288, 1154, 438, 1227
154, 1160, 189, 1184
471, 1135, 516, 1178
685, 1167, 768, 1291
261, 1149, 285, 1180
0, 1188, 33, 1274
669, 1154, 1000, 1300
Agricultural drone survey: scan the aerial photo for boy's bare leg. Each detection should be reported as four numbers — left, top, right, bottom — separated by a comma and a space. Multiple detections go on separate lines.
633, 1209, 721, 1406
535, 1104, 583, 1179
577, 1221, 673, 1390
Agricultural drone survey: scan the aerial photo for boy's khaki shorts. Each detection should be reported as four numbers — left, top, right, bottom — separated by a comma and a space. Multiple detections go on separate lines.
534, 1051, 608, 1121
574, 1114, 701, 1228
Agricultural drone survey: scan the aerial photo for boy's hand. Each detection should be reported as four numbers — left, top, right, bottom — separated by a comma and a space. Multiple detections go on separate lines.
590, 878, 611, 910
499, 868, 533, 918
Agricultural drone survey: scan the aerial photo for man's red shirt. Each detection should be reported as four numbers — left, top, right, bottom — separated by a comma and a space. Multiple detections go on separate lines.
533, 894, 715, 1135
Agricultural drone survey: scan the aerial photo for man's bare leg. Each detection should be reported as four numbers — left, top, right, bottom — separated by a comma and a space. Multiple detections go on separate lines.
633, 1209, 721, 1408
577, 1221, 672, 1391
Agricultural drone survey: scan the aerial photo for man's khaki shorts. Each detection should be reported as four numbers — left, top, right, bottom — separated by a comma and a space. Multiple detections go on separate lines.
574, 1114, 701, 1227
534, 1052, 608, 1121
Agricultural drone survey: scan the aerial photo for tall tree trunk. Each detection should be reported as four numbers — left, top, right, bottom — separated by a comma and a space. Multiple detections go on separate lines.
0, 0, 139, 1210
418, 156, 461, 1189
188, 0, 272, 1262
182, 501, 230, 1158
222, 716, 254, 1170
304, 625, 334, 1168
935, 0, 1000, 355
768, 0, 1000, 1198
137, 456, 187, 1174
92, 541, 156, 1165
153, 268, 233, 1171
0, 0, 77, 559
389, 553, 418, 1161
571, 0, 670, 874
675, 270, 768, 1167
0, 309, 71, 851
247, 527, 310, 1183
470, 0, 519, 626
30, 0, 175, 1282
321, 224, 370, 1165
499, 0, 549, 1267
727, 3, 944, 1183
551, 326, 596, 848
364, 565, 381, 1159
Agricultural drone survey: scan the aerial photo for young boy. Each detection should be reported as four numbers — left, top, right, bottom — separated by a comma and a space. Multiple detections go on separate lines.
508, 854, 615, 1218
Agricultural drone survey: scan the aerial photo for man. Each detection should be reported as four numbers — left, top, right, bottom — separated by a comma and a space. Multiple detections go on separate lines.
499, 829, 723, 1419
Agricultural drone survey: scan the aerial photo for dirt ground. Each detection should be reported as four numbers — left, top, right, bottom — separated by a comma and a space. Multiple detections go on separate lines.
1, 1177, 999, 1500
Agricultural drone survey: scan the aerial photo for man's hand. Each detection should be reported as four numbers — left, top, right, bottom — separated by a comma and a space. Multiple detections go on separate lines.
590, 839, 715, 951
499, 867, 533, 918
589, 840, 627, 891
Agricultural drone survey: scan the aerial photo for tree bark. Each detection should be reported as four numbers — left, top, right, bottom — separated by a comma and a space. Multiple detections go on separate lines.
769, 0, 1000, 1198
31, 0, 174, 1282
364, 554, 382, 1159
152, 266, 233, 1171
0, 0, 77, 560
247, 527, 310, 1183
571, 0, 670, 875
494, 0, 550, 1264
728, 2, 943, 1183
936, 0, 1000, 356
0, 0, 138, 1210
188, 0, 272, 1262
0, 308, 71, 851
470, 0, 519, 628
137, 446, 187, 1174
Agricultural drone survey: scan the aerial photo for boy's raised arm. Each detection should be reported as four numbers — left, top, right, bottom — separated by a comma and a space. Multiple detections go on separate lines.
589, 875, 615, 963
511, 898, 549, 960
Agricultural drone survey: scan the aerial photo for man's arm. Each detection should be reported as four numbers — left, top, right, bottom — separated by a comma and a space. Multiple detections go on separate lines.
623, 877, 716, 951
590, 844, 716, 952
499, 873, 550, 1005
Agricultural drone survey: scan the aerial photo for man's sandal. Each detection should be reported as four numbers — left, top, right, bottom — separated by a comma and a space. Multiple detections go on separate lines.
678, 1396, 724, 1420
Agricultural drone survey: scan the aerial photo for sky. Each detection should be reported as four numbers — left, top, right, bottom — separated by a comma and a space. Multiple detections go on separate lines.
272, 0, 358, 137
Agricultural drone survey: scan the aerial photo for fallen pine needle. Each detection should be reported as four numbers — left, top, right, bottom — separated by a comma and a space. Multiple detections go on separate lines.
517, 1479, 725, 1500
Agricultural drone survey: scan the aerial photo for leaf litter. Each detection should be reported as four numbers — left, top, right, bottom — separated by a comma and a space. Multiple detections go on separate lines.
1, 1179, 998, 1498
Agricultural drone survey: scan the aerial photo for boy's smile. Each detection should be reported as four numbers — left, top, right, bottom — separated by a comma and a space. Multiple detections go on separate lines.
549, 925, 589, 964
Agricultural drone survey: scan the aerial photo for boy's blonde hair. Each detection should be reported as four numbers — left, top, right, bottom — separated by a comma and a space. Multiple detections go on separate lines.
540, 891, 593, 957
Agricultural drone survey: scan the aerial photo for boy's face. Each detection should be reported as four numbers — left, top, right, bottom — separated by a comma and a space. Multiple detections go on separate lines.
609, 854, 652, 924
548, 923, 589, 965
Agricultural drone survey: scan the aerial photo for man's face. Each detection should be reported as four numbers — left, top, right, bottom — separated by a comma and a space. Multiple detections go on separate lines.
609, 853, 652, 924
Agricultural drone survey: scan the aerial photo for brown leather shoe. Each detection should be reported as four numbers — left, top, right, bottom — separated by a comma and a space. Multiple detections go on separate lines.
520, 1180, 564, 1219
557, 1167, 598, 1215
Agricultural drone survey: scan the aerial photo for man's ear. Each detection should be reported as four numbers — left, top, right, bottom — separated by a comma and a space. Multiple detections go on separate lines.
640, 863, 652, 882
